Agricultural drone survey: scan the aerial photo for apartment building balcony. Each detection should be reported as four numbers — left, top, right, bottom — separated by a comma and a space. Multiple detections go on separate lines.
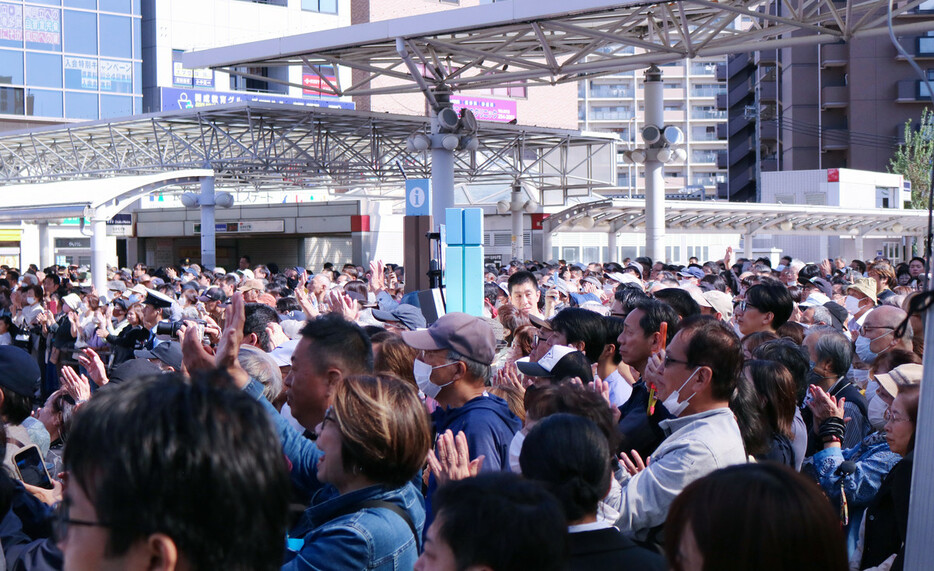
761, 122, 778, 141
821, 85, 849, 109
820, 43, 848, 68
821, 128, 849, 151
716, 63, 727, 82
759, 80, 778, 103
761, 157, 779, 171
754, 50, 779, 66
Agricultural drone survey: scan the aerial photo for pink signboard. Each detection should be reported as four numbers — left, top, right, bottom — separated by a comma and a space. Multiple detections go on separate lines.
450, 95, 517, 123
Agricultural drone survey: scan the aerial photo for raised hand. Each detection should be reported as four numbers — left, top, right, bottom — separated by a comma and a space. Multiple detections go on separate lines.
426, 430, 484, 485
619, 449, 649, 476
59, 365, 91, 403
77, 348, 108, 386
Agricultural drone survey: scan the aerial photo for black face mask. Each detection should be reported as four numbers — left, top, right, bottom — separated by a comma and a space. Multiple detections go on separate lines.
286, 277, 298, 290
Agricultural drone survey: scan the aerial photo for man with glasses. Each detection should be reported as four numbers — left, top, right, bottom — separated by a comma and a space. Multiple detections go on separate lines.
854, 306, 914, 366
57, 374, 291, 571
734, 281, 793, 337
612, 316, 747, 544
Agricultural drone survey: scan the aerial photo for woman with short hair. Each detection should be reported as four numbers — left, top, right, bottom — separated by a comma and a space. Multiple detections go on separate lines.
284, 374, 431, 571
664, 463, 848, 571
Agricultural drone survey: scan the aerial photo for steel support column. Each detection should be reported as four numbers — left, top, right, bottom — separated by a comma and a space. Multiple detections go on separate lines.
643, 66, 665, 263
200, 175, 217, 270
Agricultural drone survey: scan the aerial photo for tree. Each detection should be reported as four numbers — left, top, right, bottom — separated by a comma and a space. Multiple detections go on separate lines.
889, 107, 934, 209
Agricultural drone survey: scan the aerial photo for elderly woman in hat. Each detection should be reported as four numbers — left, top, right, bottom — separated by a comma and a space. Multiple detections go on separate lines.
802, 363, 919, 557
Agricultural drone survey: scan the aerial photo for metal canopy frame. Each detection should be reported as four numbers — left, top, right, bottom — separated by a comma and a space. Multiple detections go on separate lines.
185, 0, 934, 97
544, 198, 929, 236
0, 102, 615, 197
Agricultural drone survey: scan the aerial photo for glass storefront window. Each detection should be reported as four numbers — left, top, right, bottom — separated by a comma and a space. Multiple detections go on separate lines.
24, 6, 61, 51
100, 93, 130, 117
65, 90, 97, 118
0, 49, 24, 84
100, 0, 131, 13
64, 55, 97, 90
0, 86, 25, 114
26, 88, 62, 117
99, 13, 129, 58
26, 51, 62, 87
64, 9, 96, 54
64, 0, 97, 8
0, 3, 24, 49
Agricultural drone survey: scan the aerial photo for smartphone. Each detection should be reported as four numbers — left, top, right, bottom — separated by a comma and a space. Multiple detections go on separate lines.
13, 445, 53, 489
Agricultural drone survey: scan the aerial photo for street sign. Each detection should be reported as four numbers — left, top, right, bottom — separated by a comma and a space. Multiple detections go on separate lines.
405, 179, 431, 216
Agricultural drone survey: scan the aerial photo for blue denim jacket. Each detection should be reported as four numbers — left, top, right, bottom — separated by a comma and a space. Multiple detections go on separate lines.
802, 431, 901, 554
283, 483, 425, 571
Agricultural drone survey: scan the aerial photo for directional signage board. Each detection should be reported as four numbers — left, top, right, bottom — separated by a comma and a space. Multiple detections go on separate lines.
405, 179, 431, 217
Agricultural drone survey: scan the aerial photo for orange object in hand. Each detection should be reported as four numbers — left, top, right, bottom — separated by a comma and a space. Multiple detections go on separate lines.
647, 322, 668, 415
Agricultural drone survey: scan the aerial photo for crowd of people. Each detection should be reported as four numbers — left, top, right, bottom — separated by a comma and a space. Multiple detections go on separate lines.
0, 250, 925, 570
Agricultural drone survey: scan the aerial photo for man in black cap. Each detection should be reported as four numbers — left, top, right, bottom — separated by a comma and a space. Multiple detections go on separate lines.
140, 288, 174, 349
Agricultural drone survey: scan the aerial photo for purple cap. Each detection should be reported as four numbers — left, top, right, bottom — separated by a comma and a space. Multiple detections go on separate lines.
401, 312, 496, 365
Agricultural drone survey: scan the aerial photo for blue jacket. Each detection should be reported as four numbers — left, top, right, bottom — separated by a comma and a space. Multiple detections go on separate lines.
283, 483, 425, 571
430, 393, 521, 474
243, 379, 324, 501
803, 431, 901, 555
426, 393, 520, 526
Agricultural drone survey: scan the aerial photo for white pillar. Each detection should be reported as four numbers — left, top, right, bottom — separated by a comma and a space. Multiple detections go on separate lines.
543, 231, 554, 262
37, 221, 50, 269
643, 65, 665, 263
744, 231, 754, 259
510, 185, 524, 261
90, 215, 107, 295
200, 175, 216, 270
906, 304, 934, 566
608, 231, 618, 263
855, 235, 865, 261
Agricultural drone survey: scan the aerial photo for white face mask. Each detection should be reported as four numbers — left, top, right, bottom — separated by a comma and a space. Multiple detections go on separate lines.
844, 295, 863, 316
413, 358, 457, 400
867, 393, 888, 431
25, 296, 36, 306
661, 367, 701, 417
507, 429, 526, 473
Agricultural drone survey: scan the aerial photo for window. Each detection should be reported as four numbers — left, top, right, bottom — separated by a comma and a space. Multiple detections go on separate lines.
26, 52, 62, 88
64, 0, 96, 8
0, 50, 24, 84
64, 10, 97, 55
65, 90, 96, 119
99, 0, 133, 13
24, 6, 62, 52
0, 4, 23, 49
64, 55, 97, 89
230, 66, 270, 92
301, 0, 338, 14
100, 94, 131, 118
0, 86, 24, 114
488, 84, 527, 98
26, 88, 62, 117
99, 14, 130, 58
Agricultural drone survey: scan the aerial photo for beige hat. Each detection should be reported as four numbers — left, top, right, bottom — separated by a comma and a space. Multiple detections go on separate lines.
702, 290, 734, 321
237, 279, 265, 293
876, 363, 922, 399
846, 278, 878, 304
62, 293, 82, 311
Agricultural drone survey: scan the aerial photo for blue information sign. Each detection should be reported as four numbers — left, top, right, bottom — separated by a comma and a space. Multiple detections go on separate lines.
405, 179, 431, 216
